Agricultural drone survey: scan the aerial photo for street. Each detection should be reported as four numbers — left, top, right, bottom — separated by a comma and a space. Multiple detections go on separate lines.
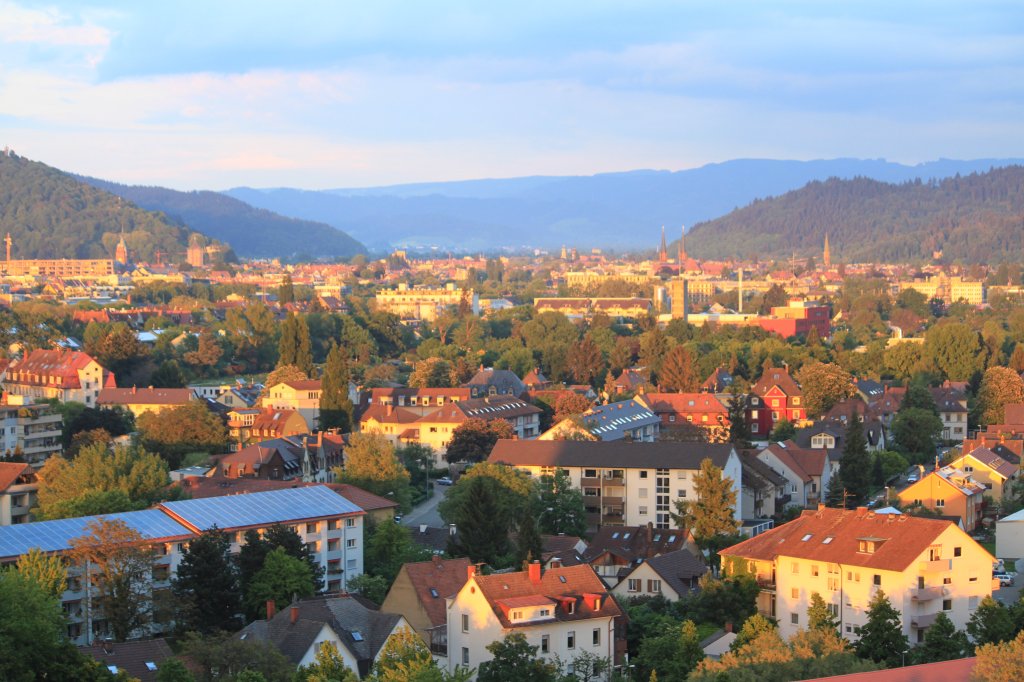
402, 481, 446, 529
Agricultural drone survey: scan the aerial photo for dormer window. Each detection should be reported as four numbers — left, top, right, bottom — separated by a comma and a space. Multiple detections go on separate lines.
857, 537, 887, 554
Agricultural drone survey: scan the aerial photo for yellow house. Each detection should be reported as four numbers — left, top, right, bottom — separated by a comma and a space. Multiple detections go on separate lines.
97, 386, 194, 418
721, 506, 994, 646
946, 446, 1019, 500
264, 380, 321, 430
897, 466, 986, 531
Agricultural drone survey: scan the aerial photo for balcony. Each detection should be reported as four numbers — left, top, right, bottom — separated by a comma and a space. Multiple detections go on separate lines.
756, 576, 776, 592
912, 586, 947, 601
602, 496, 624, 506
911, 611, 940, 628
582, 477, 601, 487
602, 476, 625, 487
918, 559, 952, 572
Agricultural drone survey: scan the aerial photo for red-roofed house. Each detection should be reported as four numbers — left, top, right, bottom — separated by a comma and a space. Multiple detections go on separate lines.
97, 386, 193, 417
264, 379, 322, 429
721, 506, 994, 643
747, 364, 806, 434
0, 461, 36, 525
5, 349, 115, 407
946, 446, 1019, 500
757, 441, 831, 509
446, 562, 625, 675
636, 392, 730, 442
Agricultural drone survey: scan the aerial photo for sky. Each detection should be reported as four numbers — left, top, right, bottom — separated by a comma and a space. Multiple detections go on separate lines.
2, 1, 1023, 190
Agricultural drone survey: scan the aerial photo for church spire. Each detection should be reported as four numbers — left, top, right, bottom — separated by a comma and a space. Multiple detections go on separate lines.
658, 226, 668, 263
823, 233, 831, 268
678, 224, 687, 263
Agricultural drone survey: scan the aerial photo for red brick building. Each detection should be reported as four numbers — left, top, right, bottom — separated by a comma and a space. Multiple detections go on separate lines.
747, 365, 806, 436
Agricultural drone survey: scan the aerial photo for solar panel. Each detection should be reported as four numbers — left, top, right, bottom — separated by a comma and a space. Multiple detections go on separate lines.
0, 509, 193, 559
161, 485, 362, 531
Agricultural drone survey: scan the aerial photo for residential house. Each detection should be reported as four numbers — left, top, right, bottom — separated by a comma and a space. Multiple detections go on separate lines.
97, 386, 193, 418
757, 441, 831, 509
581, 524, 690, 587
381, 556, 471, 665
488, 440, 742, 532
701, 366, 734, 393
0, 394, 63, 465
83, 638, 174, 682
0, 462, 36, 525
739, 451, 787, 523
215, 432, 344, 483
635, 392, 729, 442
720, 506, 994, 643
264, 379, 322, 430
608, 368, 649, 396
610, 549, 707, 601
462, 368, 526, 399
933, 384, 969, 443
365, 387, 471, 416
238, 596, 410, 678
4, 349, 115, 408
0, 485, 366, 644
747, 365, 807, 435
539, 400, 659, 442
946, 447, 1019, 500
446, 563, 625, 678
896, 466, 986, 531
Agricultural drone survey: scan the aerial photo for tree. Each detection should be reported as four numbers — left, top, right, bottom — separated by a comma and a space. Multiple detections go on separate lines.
184, 327, 223, 371
409, 357, 456, 388
854, 590, 908, 668
1009, 344, 1024, 373
911, 611, 969, 664
967, 595, 1016, 647
638, 328, 671, 382
514, 505, 543, 566
448, 476, 513, 566
566, 334, 604, 386
439, 463, 534, 548
873, 450, 909, 485
294, 641, 358, 682
727, 390, 751, 446
69, 518, 154, 642
924, 323, 985, 381
94, 323, 150, 379
151, 360, 186, 388
977, 366, 1024, 426
278, 272, 295, 304
370, 626, 474, 682
971, 630, 1024, 682
807, 591, 839, 633
155, 658, 195, 682
136, 401, 230, 469
657, 345, 699, 393
769, 418, 796, 442
536, 469, 588, 538
278, 312, 314, 376
172, 527, 241, 634
15, 547, 67, 598
176, 631, 293, 682
838, 409, 872, 503
824, 470, 848, 508
36, 442, 170, 520
636, 620, 704, 681
334, 433, 412, 512
731, 614, 776, 650
796, 361, 856, 419
671, 458, 740, 545
319, 342, 354, 431
244, 547, 315, 615
444, 418, 514, 464
478, 632, 558, 682
57, 403, 134, 450
891, 407, 943, 462
237, 525, 323, 618
365, 520, 431, 586
0, 571, 113, 682
553, 392, 592, 422
348, 573, 391, 605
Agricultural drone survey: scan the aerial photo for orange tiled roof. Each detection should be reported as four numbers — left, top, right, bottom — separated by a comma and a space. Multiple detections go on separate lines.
474, 564, 622, 629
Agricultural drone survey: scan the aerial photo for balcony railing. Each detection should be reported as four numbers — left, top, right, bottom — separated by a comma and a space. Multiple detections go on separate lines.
756, 577, 776, 592
918, 559, 951, 572
912, 586, 946, 601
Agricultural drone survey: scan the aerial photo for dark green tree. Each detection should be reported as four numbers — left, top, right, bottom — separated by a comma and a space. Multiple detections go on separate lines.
838, 409, 872, 503
278, 272, 295, 304
808, 591, 840, 633
319, 342, 354, 431
536, 469, 589, 538
151, 360, 186, 388
171, 526, 241, 633
244, 547, 315, 616
727, 390, 751, 447
444, 418, 514, 464
514, 505, 544, 566
365, 520, 430, 585
967, 596, 1017, 648
770, 418, 796, 442
911, 611, 970, 664
854, 590, 908, 668
449, 476, 512, 566
891, 408, 943, 462
636, 620, 705, 681
477, 633, 558, 682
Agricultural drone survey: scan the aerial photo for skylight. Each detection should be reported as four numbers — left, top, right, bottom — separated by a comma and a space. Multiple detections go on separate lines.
611, 532, 620, 539
430, 588, 439, 598
559, 575, 567, 583
668, 535, 676, 543
801, 534, 813, 541
145, 662, 158, 672
822, 536, 834, 544
352, 631, 364, 642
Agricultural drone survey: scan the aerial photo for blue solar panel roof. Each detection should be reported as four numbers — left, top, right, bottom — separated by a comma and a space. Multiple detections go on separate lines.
161, 485, 363, 531
0, 509, 194, 559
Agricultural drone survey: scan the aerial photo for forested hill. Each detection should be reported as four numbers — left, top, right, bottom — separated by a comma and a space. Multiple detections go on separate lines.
684, 165, 1024, 263
80, 177, 366, 260
0, 151, 197, 261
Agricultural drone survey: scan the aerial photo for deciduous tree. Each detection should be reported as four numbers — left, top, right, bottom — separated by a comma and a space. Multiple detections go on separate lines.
971, 630, 1024, 682
536, 468, 588, 538
796, 361, 856, 419
15, 547, 67, 598
334, 433, 412, 511
911, 611, 969, 664
409, 357, 456, 388
967, 595, 1016, 647
658, 345, 699, 392
244, 547, 315, 616
553, 392, 592, 422
444, 418, 513, 464
478, 632, 558, 682
136, 401, 229, 469
294, 641, 358, 681
976, 366, 1024, 426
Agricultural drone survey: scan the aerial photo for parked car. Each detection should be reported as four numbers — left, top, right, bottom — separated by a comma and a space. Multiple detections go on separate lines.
994, 572, 1015, 587
437, 476, 454, 486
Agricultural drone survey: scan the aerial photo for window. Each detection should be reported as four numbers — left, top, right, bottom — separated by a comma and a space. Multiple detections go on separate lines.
346, 538, 356, 548
638, 506, 648, 515
461, 614, 469, 633
811, 565, 820, 577
640, 470, 648, 478
943, 577, 952, 585
792, 563, 799, 574
647, 580, 662, 593
677, 490, 687, 497
639, 488, 648, 499
936, 499, 945, 508
751, 423, 759, 433
567, 631, 575, 650
954, 547, 962, 557
677, 471, 687, 479
942, 599, 952, 611
306, 522, 318, 534
969, 576, 978, 582
327, 539, 339, 552
791, 588, 799, 599
462, 648, 469, 665
541, 635, 549, 654
593, 628, 601, 646
627, 579, 640, 592
928, 547, 942, 561
873, 574, 881, 586
791, 613, 799, 625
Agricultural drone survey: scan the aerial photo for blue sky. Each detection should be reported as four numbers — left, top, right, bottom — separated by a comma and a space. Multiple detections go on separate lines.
1, 1, 1022, 189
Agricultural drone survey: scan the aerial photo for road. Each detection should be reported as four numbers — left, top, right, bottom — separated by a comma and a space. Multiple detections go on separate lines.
402, 481, 446, 529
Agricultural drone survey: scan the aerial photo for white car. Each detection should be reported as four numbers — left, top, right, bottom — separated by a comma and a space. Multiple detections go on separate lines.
994, 572, 1015, 587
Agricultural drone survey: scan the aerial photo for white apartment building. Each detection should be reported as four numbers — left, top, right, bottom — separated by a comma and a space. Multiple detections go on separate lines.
488, 440, 742, 531
375, 283, 479, 321
446, 563, 624, 680
0, 485, 365, 645
721, 506, 995, 644
0, 395, 63, 465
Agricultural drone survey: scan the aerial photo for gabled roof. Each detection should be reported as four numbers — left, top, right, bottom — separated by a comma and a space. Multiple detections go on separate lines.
759, 441, 828, 483
98, 387, 193, 406
472, 564, 623, 629
751, 366, 801, 398
701, 367, 734, 393
722, 506, 970, 572
638, 392, 728, 415
398, 556, 471, 628
83, 638, 173, 682
582, 523, 687, 564
462, 368, 526, 396
579, 401, 659, 440
8, 349, 107, 389
740, 451, 787, 489
160, 485, 363, 532
178, 477, 397, 513
954, 447, 1018, 480
0, 461, 34, 491
637, 549, 708, 594
489, 439, 736, 471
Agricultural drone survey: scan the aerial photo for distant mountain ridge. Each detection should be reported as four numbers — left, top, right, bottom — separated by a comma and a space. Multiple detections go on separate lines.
224, 158, 1024, 252
78, 177, 366, 260
0, 152, 196, 262
684, 165, 1024, 264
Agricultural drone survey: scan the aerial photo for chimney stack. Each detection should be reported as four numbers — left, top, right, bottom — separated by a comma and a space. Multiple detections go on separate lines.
266, 600, 276, 620
290, 605, 299, 625
528, 560, 542, 584
467, 565, 477, 581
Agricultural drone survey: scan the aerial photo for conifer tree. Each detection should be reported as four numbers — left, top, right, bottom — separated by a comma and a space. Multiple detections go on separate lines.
319, 343, 354, 431
515, 505, 543, 567
854, 590, 908, 668
911, 611, 969, 664
727, 389, 751, 447
808, 592, 840, 633
172, 527, 241, 634
449, 476, 511, 566
278, 313, 299, 368
838, 408, 872, 503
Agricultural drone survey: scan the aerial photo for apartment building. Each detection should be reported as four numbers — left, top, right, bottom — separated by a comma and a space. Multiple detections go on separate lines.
488, 440, 742, 531
375, 283, 479, 321
263, 379, 322, 430
721, 506, 994, 644
635, 392, 729, 442
0, 462, 37, 525
4, 349, 115, 408
0, 485, 365, 645
446, 563, 624, 679
0, 394, 63, 465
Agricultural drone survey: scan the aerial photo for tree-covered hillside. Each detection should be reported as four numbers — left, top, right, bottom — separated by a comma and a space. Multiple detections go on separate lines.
0, 151, 197, 262
81, 178, 366, 260
684, 166, 1024, 263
